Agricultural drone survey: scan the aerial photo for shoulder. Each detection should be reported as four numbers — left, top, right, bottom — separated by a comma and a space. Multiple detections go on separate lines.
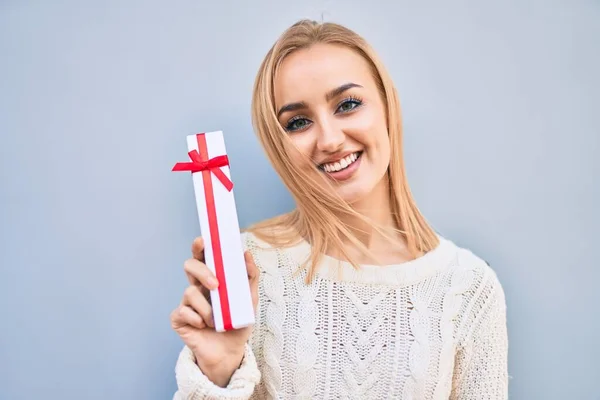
240, 229, 276, 258
441, 237, 507, 342
240, 226, 290, 253
240, 229, 272, 251
239, 214, 304, 260
239, 227, 298, 274
443, 237, 505, 298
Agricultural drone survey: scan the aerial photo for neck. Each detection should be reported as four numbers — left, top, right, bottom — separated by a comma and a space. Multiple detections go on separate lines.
342, 176, 404, 252
335, 177, 415, 265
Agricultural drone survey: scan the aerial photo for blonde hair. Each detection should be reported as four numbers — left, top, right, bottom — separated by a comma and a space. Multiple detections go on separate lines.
246, 19, 439, 282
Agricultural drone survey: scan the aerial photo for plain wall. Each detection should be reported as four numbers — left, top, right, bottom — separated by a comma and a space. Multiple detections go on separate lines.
1, 1, 598, 399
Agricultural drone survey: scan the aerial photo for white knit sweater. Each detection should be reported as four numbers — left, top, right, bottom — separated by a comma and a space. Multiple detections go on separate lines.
173, 232, 509, 399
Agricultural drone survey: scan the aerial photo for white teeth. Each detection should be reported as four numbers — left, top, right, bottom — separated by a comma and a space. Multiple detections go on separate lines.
321, 152, 360, 173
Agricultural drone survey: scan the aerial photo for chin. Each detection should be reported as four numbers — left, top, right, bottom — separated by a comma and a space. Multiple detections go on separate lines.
336, 186, 371, 205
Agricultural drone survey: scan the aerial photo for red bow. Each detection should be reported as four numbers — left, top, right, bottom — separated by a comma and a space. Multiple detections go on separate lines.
172, 151, 233, 191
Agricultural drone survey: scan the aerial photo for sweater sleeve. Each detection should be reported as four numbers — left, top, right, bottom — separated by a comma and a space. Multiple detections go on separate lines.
172, 343, 261, 400
450, 268, 509, 400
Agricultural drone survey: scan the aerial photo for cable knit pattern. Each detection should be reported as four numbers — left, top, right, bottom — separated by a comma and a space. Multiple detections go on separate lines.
402, 293, 430, 400
291, 268, 319, 398
434, 256, 475, 398
172, 232, 509, 400
253, 241, 286, 398
341, 287, 388, 399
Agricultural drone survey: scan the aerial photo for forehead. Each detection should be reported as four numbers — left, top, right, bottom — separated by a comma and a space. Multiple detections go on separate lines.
274, 43, 374, 105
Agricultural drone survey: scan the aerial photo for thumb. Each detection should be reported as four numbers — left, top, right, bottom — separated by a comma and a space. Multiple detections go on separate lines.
244, 251, 259, 311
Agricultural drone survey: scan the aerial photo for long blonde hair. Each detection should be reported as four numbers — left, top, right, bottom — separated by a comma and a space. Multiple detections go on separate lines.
247, 19, 439, 282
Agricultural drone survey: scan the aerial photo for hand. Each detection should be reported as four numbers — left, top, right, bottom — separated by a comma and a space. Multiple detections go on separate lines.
170, 236, 259, 387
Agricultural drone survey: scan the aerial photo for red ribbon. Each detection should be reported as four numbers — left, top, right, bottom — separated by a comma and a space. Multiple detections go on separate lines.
172, 133, 233, 330
172, 152, 233, 192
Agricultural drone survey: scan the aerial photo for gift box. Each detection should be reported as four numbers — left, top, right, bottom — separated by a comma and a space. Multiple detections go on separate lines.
172, 131, 255, 332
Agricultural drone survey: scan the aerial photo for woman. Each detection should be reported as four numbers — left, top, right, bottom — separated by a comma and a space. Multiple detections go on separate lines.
170, 19, 508, 399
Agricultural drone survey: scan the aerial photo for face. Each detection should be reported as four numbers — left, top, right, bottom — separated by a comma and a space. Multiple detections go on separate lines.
274, 43, 391, 204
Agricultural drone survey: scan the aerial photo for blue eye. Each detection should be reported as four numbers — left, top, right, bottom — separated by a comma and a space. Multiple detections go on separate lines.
285, 117, 311, 132
336, 97, 362, 114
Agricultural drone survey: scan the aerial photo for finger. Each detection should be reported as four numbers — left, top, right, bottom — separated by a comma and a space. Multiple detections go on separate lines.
172, 305, 206, 330
196, 282, 210, 299
183, 259, 202, 286
184, 269, 200, 286
183, 285, 215, 328
184, 258, 219, 290
244, 251, 260, 312
245, 251, 258, 280
191, 237, 205, 261
183, 268, 210, 301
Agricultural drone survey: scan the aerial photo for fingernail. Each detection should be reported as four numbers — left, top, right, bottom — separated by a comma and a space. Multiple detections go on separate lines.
208, 277, 219, 288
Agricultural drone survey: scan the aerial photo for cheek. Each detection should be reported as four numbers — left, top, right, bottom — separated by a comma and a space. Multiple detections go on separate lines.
346, 107, 386, 148
356, 115, 390, 171
284, 135, 315, 168
366, 108, 390, 154
374, 131, 391, 169
376, 129, 390, 153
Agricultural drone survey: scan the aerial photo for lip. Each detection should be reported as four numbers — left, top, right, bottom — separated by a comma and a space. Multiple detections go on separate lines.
317, 150, 362, 166
319, 151, 363, 182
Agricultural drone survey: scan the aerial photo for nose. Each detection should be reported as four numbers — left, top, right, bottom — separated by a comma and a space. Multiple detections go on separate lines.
316, 119, 345, 153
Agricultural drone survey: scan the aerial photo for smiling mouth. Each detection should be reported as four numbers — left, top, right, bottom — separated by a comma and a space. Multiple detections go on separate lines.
318, 151, 363, 172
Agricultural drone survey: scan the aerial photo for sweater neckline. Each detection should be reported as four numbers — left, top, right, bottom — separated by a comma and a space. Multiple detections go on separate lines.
285, 235, 457, 286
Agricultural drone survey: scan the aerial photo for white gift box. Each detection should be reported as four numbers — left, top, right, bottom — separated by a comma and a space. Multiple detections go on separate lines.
172, 131, 255, 332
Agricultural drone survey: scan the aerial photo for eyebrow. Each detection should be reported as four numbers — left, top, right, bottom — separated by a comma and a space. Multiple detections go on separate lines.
276, 82, 363, 118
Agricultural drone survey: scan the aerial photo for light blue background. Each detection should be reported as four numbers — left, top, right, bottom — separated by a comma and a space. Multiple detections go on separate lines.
1, 1, 598, 399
